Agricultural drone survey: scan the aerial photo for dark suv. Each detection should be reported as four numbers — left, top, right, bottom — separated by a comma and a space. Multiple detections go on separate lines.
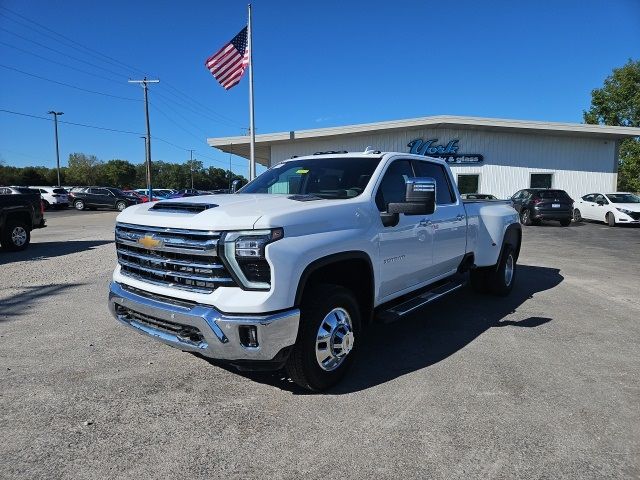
69, 187, 139, 212
510, 188, 574, 226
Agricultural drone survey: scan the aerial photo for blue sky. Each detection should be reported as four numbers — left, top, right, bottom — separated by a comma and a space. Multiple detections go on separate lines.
1, 0, 639, 177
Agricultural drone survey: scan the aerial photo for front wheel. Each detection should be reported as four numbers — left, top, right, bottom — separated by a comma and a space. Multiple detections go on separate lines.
286, 284, 361, 391
606, 212, 616, 227
1, 220, 30, 251
74, 200, 85, 210
560, 218, 571, 227
573, 209, 582, 222
116, 201, 127, 212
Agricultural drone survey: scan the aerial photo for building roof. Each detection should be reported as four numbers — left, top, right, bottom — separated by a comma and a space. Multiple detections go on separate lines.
207, 115, 640, 163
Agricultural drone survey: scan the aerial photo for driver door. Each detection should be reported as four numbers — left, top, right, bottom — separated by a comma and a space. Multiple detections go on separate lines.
376, 159, 434, 300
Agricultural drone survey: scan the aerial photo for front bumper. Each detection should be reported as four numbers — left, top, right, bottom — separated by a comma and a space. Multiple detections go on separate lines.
108, 282, 300, 361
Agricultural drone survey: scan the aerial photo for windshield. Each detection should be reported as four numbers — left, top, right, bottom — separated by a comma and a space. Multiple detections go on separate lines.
607, 193, 640, 203
240, 157, 381, 199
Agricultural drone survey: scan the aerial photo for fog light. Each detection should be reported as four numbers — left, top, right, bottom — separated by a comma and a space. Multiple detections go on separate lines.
239, 325, 259, 348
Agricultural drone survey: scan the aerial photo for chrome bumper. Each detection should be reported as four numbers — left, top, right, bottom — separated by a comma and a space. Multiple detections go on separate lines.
108, 282, 300, 361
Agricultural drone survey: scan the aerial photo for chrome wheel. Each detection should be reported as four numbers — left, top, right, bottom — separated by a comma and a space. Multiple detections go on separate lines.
11, 226, 27, 247
315, 307, 354, 372
75, 200, 84, 210
116, 201, 126, 211
504, 253, 514, 286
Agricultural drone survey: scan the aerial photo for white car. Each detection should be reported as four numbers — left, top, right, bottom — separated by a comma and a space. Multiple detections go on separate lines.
574, 192, 640, 226
33, 186, 69, 209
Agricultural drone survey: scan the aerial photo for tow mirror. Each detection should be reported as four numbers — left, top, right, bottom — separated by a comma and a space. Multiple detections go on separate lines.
388, 177, 436, 216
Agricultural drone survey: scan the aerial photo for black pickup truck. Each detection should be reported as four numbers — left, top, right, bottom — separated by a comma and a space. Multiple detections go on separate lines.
0, 190, 46, 250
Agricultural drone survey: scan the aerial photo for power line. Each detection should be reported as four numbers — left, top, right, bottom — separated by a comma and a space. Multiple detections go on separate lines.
0, 64, 141, 101
0, 26, 128, 80
0, 6, 150, 78
0, 109, 144, 135
152, 88, 241, 128
159, 81, 242, 126
0, 40, 129, 87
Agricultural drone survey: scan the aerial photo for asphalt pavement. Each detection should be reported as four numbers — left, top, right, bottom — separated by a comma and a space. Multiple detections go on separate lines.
1, 212, 639, 479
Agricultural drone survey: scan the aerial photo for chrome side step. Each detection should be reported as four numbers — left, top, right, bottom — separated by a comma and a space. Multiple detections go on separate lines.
377, 279, 466, 323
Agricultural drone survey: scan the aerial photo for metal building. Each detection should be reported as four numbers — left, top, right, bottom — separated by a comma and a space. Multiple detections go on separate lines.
207, 116, 640, 199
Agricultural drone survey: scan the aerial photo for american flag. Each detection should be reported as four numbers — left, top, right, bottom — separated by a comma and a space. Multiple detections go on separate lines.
205, 27, 249, 90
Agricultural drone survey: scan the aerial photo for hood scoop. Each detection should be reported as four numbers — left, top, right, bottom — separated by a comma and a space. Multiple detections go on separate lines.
150, 202, 218, 214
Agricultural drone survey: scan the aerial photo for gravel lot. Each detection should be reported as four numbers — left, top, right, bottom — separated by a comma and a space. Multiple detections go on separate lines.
1, 211, 639, 479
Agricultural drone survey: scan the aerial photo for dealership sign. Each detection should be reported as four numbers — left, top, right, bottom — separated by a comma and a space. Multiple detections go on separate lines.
408, 138, 483, 164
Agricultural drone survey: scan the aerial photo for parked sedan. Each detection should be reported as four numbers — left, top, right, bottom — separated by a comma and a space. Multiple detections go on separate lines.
122, 190, 161, 203
510, 188, 573, 226
69, 187, 139, 211
574, 192, 640, 226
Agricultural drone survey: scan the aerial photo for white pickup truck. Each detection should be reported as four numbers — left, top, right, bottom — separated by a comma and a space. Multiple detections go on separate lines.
108, 151, 521, 391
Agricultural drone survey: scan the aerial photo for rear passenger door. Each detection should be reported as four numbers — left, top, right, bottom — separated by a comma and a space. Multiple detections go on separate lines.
413, 159, 467, 277
88, 188, 110, 207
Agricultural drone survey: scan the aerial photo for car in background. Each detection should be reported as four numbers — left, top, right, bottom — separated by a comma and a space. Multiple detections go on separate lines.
33, 186, 69, 209
69, 187, 140, 211
176, 188, 202, 197
0, 189, 46, 250
460, 193, 497, 200
134, 188, 176, 199
510, 188, 573, 226
573, 192, 640, 227
122, 190, 161, 203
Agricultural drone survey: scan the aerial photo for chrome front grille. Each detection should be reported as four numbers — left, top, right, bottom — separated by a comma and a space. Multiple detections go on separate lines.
115, 222, 235, 293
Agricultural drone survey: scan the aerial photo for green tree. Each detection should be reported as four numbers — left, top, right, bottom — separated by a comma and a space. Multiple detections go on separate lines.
101, 159, 137, 188
66, 153, 102, 185
584, 59, 640, 191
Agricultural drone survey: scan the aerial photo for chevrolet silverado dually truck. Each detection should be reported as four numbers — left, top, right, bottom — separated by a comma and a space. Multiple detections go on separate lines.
108, 151, 521, 391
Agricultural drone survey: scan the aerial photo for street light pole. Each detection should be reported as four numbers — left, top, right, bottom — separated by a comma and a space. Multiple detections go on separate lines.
48, 111, 63, 186
188, 149, 195, 189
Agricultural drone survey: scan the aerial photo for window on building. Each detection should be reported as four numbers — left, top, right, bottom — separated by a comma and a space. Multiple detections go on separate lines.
530, 173, 553, 189
456, 174, 479, 194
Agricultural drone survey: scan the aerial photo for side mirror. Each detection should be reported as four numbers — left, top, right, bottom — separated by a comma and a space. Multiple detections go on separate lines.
388, 177, 436, 216
231, 179, 241, 193
596, 200, 604, 206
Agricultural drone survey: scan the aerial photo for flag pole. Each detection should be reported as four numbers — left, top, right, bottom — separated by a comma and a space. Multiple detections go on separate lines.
247, 3, 256, 180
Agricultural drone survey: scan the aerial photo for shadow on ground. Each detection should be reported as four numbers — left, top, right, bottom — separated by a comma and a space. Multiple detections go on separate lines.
215, 264, 563, 394
0, 240, 112, 265
0, 283, 86, 321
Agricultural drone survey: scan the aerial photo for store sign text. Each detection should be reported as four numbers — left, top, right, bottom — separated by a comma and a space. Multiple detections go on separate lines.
408, 138, 484, 164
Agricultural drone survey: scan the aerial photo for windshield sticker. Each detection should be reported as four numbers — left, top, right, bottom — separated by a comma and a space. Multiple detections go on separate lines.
296, 169, 310, 174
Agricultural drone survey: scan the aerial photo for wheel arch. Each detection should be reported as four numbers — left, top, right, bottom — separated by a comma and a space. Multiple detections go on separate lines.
500, 223, 522, 264
294, 251, 375, 324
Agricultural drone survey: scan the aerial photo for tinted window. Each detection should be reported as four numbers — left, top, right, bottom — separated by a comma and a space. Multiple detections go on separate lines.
242, 157, 381, 199
530, 174, 553, 189
91, 188, 109, 195
375, 160, 414, 212
535, 190, 571, 200
52, 188, 67, 194
607, 193, 640, 203
413, 160, 456, 204
582, 194, 595, 202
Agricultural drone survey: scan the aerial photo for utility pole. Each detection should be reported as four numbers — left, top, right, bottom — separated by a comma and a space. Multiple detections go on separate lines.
188, 149, 195, 189
128, 77, 159, 198
48, 111, 63, 186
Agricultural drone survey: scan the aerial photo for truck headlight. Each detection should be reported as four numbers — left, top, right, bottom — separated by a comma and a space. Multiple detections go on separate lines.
616, 208, 633, 215
221, 228, 284, 290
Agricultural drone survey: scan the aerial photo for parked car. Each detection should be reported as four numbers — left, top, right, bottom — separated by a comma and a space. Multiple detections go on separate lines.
69, 187, 140, 211
573, 192, 640, 226
134, 188, 176, 199
176, 188, 202, 197
0, 186, 40, 195
123, 190, 161, 203
460, 193, 497, 200
109, 150, 522, 391
510, 188, 573, 226
0, 189, 46, 250
32, 186, 69, 209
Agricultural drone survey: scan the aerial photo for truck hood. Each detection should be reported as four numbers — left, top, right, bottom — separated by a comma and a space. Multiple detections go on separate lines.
116, 193, 344, 230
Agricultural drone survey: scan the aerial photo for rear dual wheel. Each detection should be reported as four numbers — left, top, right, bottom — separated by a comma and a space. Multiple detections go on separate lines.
470, 245, 516, 296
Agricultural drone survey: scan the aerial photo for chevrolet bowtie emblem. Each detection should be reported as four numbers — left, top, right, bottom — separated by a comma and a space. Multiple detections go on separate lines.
138, 235, 164, 249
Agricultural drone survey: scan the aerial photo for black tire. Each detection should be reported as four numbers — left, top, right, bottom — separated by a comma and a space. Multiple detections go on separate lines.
42, 200, 50, 210
285, 284, 361, 391
74, 200, 85, 210
116, 201, 127, 212
606, 212, 616, 227
573, 209, 582, 222
1, 220, 30, 251
560, 218, 571, 227
471, 245, 516, 296
520, 209, 532, 226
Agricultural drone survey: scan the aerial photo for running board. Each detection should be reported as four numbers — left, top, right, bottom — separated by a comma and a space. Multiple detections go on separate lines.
377, 279, 466, 324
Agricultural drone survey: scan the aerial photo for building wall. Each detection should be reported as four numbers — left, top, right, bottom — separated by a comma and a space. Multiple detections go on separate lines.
270, 128, 618, 199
